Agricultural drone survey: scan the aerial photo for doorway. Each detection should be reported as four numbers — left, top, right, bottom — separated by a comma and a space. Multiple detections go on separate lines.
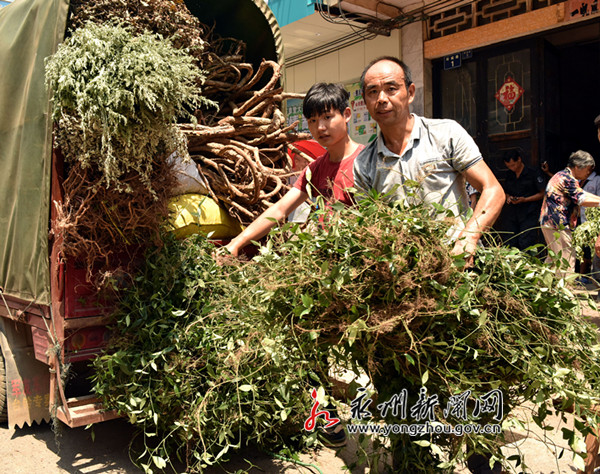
433, 22, 600, 175
432, 21, 600, 236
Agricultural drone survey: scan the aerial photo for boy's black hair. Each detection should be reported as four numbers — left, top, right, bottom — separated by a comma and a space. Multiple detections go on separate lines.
302, 82, 349, 119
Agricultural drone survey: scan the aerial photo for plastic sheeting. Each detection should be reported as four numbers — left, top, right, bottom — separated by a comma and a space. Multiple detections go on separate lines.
0, 0, 68, 305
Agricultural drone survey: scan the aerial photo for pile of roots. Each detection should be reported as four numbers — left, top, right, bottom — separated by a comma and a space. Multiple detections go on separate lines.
93, 196, 600, 473
181, 58, 307, 222
50, 0, 307, 282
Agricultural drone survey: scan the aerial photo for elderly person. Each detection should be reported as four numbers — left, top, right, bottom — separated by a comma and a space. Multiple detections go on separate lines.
540, 150, 600, 273
353, 56, 504, 264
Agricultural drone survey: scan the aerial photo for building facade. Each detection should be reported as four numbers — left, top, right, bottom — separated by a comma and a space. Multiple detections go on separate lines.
271, 0, 599, 173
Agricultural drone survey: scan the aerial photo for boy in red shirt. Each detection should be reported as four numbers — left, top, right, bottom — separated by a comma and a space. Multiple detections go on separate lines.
226, 82, 363, 256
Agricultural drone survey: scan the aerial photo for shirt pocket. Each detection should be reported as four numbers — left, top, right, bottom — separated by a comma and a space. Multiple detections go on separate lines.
419, 155, 451, 178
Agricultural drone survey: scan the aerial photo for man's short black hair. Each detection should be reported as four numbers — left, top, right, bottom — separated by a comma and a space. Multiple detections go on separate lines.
595, 114, 600, 128
302, 83, 350, 119
503, 149, 522, 162
360, 56, 413, 95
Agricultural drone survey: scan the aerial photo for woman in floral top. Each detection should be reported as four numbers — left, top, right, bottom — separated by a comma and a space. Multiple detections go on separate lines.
540, 150, 600, 273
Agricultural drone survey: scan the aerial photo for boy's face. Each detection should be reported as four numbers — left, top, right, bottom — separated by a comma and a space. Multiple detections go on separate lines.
597, 126, 600, 143
307, 107, 351, 149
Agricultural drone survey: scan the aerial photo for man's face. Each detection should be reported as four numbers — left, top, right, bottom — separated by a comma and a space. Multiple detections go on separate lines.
504, 158, 522, 173
363, 60, 415, 128
597, 126, 600, 143
307, 107, 351, 149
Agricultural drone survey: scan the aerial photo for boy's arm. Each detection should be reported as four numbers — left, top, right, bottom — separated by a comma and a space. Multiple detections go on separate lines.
225, 187, 309, 256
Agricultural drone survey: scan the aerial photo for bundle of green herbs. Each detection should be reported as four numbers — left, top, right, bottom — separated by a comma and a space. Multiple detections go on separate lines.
93, 195, 600, 473
574, 206, 600, 260
46, 21, 212, 279
92, 235, 322, 473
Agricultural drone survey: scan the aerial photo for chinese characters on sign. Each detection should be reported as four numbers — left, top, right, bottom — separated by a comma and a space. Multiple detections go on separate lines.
567, 0, 598, 19
345, 82, 378, 145
305, 387, 504, 437
8, 374, 50, 412
495, 76, 524, 112
286, 98, 308, 134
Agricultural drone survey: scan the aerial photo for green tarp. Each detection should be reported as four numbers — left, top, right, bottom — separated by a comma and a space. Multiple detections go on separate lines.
0, 0, 68, 305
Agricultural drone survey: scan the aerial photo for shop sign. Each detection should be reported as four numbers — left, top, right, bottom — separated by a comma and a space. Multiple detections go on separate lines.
346, 82, 378, 144
495, 76, 524, 112
566, 0, 598, 20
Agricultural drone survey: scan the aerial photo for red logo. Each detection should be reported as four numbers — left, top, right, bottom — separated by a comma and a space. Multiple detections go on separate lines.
495, 76, 524, 112
304, 388, 340, 431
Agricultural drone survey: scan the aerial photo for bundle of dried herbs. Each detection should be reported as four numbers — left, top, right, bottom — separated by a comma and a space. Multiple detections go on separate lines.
46, 21, 211, 279
49, 0, 306, 276
68, 0, 207, 56
93, 196, 600, 473
181, 59, 309, 223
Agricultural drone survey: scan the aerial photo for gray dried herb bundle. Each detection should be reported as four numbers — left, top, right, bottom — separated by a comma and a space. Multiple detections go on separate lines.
46, 22, 214, 193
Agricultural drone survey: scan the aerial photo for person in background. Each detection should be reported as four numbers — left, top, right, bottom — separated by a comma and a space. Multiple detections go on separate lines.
225, 82, 364, 258
466, 181, 480, 210
577, 115, 600, 474
353, 56, 505, 266
541, 161, 554, 179
501, 149, 545, 252
577, 148, 600, 283
540, 150, 600, 275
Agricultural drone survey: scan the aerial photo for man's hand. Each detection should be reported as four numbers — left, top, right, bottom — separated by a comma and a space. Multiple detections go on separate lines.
451, 235, 478, 267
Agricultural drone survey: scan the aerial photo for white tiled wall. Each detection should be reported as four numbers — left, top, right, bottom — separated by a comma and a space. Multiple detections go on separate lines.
285, 29, 402, 92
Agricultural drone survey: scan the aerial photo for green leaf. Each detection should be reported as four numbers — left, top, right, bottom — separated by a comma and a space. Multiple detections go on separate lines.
152, 456, 167, 469
413, 440, 431, 447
